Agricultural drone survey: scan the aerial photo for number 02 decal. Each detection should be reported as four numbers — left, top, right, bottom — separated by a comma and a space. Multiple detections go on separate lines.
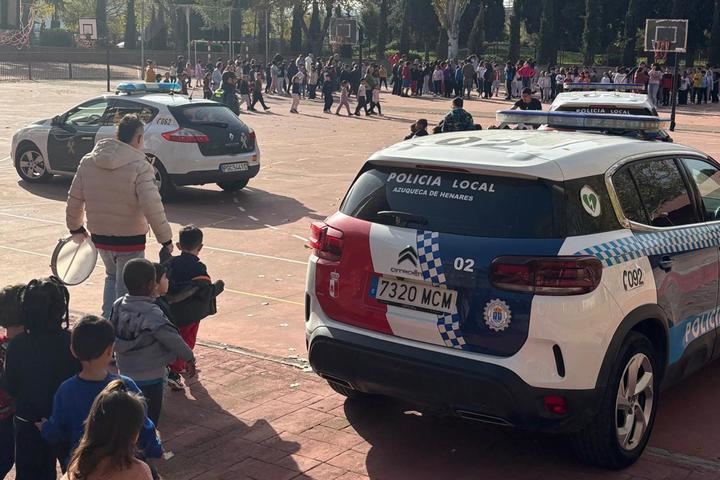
454, 257, 475, 272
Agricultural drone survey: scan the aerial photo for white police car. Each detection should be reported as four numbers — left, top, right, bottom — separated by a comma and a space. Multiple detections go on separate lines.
10, 82, 259, 197
552, 83, 656, 116
305, 116, 720, 468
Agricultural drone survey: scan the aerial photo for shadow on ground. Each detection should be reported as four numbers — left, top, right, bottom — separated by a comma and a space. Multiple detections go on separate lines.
17, 178, 324, 231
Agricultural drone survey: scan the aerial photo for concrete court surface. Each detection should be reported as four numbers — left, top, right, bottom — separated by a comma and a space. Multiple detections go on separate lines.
1, 80, 720, 479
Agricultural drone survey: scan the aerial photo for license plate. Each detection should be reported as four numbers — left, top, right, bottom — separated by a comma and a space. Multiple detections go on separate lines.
370, 276, 457, 315
220, 162, 249, 173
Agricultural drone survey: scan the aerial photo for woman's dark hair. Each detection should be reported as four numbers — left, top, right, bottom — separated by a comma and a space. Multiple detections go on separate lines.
66, 380, 145, 479
20, 277, 69, 333
0, 283, 26, 328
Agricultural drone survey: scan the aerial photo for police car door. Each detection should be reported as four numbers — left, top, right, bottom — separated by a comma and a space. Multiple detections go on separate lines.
680, 157, 720, 360
47, 98, 110, 172
611, 157, 718, 376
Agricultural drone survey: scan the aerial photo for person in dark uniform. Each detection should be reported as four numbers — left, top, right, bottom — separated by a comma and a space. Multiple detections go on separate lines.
511, 88, 543, 110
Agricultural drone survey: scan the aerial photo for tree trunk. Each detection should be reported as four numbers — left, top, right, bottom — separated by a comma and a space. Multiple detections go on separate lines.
710, 0, 720, 65
508, 0, 521, 63
467, 3, 485, 55
96, 0, 108, 42
447, 26, 460, 59
399, 0, 410, 54
537, 0, 556, 66
621, 0, 638, 67
124, 0, 137, 49
582, 0, 600, 65
290, 1, 303, 53
376, 0, 388, 60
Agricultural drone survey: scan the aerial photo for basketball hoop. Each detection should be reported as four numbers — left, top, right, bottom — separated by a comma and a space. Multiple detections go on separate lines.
651, 39, 670, 63
329, 36, 341, 54
0, 5, 38, 50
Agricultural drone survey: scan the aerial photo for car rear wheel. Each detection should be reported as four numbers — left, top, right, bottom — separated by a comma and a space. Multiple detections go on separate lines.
151, 158, 175, 200
572, 332, 659, 469
15, 144, 52, 182
217, 179, 249, 192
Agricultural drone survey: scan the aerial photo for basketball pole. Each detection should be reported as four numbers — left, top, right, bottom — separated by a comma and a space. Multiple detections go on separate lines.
670, 51, 678, 132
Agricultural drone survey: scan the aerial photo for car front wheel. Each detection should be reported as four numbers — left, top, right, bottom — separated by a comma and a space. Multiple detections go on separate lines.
572, 331, 659, 469
15, 144, 52, 182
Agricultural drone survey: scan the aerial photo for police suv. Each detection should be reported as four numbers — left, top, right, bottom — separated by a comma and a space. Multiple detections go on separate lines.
305, 113, 720, 468
10, 82, 259, 197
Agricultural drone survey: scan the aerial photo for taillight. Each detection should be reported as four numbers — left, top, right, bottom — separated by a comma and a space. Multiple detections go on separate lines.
161, 128, 209, 143
248, 129, 256, 146
307, 222, 344, 261
490, 256, 602, 296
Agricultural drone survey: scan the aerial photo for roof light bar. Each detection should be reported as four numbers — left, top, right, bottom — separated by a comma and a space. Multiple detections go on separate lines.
115, 82, 182, 94
565, 83, 645, 91
495, 110, 670, 132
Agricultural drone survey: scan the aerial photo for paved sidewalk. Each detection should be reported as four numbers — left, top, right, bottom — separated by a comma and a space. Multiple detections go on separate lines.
155, 345, 719, 480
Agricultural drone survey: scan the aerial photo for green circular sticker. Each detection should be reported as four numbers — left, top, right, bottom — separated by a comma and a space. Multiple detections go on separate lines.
580, 185, 601, 217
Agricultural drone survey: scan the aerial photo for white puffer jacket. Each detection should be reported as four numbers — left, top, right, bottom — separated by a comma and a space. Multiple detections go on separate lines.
66, 139, 172, 245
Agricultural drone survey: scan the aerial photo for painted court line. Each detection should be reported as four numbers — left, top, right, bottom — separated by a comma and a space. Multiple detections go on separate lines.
225, 288, 304, 306
0, 211, 307, 266
247, 215, 259, 222
0, 245, 50, 257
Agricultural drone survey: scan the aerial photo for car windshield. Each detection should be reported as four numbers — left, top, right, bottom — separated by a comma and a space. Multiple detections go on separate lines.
340, 165, 561, 238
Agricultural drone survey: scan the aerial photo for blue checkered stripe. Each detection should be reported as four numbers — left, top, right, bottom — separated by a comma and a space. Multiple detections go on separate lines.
576, 225, 720, 267
416, 231, 466, 349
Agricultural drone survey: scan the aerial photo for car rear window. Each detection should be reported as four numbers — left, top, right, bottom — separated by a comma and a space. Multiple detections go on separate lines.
340, 165, 561, 238
170, 104, 246, 127
554, 105, 655, 116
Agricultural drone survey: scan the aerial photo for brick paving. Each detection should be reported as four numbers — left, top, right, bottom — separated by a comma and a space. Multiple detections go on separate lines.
148, 345, 720, 480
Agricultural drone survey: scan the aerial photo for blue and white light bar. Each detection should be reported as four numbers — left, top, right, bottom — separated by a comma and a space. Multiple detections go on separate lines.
565, 83, 645, 91
495, 110, 670, 132
116, 82, 182, 94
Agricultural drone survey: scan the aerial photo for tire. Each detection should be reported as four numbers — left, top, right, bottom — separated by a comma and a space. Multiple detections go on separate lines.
15, 143, 52, 183
572, 332, 660, 469
327, 381, 368, 400
217, 178, 249, 192
151, 158, 176, 200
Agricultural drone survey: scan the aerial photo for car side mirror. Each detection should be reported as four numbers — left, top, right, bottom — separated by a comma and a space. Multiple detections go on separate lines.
51, 115, 62, 126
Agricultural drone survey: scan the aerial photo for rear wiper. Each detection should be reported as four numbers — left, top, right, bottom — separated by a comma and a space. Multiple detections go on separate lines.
193, 121, 228, 128
377, 210, 428, 227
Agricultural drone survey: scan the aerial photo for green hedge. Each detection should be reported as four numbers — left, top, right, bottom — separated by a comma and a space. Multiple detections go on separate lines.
39, 28, 75, 47
194, 41, 226, 53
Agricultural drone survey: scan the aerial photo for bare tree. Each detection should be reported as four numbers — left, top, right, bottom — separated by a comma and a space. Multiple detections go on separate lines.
432, 0, 470, 59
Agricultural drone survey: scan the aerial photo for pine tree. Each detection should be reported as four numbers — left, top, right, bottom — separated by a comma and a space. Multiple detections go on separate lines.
710, 0, 720, 65
484, 0, 504, 42
399, 0, 410, 54
290, 1, 303, 53
537, 0, 556, 66
621, 0, 640, 66
124, 0, 137, 49
377, 0, 389, 59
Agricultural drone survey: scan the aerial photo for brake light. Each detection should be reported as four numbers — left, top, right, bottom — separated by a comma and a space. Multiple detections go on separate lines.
248, 129, 256, 145
490, 256, 602, 296
161, 128, 209, 143
543, 395, 567, 415
307, 222, 344, 261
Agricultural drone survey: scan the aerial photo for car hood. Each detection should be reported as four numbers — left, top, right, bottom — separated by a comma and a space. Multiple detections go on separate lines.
87, 138, 146, 170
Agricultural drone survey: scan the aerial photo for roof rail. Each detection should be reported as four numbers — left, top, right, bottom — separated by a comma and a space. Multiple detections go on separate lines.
564, 83, 645, 91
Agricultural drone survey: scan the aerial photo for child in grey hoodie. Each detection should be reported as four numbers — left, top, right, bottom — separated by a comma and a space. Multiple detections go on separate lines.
109, 258, 195, 427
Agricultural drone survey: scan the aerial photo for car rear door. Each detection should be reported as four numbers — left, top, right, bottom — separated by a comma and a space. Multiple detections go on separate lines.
47, 98, 110, 172
611, 157, 718, 374
680, 157, 720, 361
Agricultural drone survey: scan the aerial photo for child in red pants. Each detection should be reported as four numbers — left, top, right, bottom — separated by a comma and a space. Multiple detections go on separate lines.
159, 225, 224, 390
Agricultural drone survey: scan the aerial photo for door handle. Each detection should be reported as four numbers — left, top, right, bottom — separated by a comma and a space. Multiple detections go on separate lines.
80, 136, 94, 141
659, 256, 673, 272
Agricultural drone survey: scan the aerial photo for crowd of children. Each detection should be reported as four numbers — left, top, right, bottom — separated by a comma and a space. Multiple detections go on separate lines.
0, 224, 223, 479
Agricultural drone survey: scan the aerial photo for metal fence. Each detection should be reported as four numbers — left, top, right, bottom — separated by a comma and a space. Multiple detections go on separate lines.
0, 61, 141, 81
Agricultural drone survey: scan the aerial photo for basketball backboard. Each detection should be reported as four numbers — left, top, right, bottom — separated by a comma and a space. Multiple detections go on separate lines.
644, 19, 688, 53
329, 17, 358, 45
78, 17, 97, 40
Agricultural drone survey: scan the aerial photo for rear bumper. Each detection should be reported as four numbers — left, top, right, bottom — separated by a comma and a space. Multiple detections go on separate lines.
308, 325, 603, 433
170, 163, 259, 186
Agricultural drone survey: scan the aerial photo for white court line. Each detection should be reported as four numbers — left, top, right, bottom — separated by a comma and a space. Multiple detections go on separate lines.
292, 234, 309, 242
247, 215, 259, 221
0, 245, 50, 257
263, 224, 279, 231
0, 211, 307, 265
237, 206, 246, 212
